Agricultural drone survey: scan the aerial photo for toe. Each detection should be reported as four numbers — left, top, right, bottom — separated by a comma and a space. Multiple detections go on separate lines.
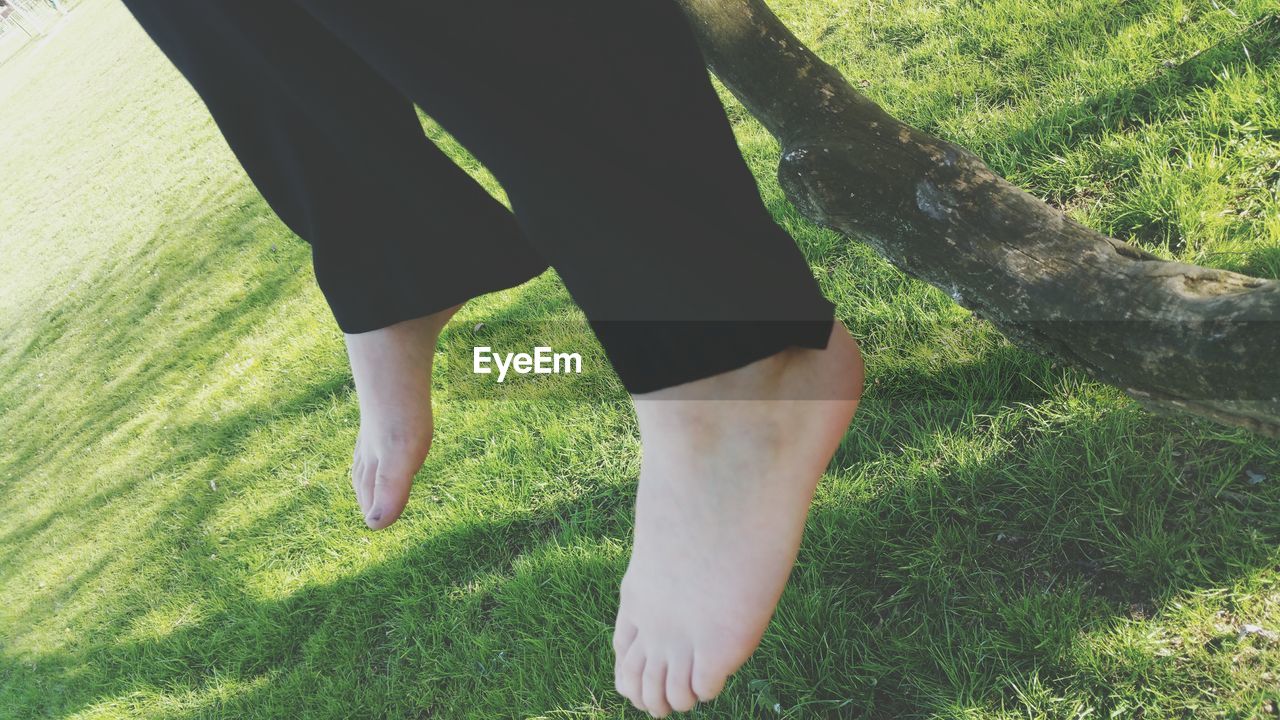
641, 658, 671, 718
366, 456, 416, 530
613, 617, 639, 658
614, 640, 647, 712
665, 652, 697, 713
351, 458, 374, 515
690, 649, 731, 703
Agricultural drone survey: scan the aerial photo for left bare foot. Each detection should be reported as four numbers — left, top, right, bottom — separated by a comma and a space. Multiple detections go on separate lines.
345, 305, 459, 530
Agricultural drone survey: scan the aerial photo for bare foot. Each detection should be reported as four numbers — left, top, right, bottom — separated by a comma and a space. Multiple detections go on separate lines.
613, 323, 864, 717
346, 305, 459, 530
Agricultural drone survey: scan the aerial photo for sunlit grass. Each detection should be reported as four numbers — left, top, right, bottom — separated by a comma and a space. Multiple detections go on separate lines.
1, 0, 1278, 717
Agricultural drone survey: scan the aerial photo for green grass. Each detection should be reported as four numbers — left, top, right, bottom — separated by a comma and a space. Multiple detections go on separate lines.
2, 0, 1279, 717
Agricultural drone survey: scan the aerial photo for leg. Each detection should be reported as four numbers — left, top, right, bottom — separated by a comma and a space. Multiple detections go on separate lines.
292, 2, 864, 714
122, 0, 548, 528
293, 0, 839, 391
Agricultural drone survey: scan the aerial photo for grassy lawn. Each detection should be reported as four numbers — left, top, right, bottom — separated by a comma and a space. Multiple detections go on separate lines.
2, 0, 1279, 717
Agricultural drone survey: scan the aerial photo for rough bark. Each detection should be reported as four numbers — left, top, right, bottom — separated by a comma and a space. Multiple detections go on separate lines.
674, 0, 1280, 437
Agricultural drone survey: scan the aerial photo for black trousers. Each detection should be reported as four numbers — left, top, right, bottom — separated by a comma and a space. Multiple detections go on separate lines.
122, 0, 835, 394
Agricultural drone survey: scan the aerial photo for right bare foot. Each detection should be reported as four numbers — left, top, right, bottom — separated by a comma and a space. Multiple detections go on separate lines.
613, 322, 864, 717
345, 305, 459, 530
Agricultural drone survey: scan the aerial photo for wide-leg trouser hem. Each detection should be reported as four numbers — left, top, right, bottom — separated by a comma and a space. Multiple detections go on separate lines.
595, 316, 836, 396
123, 0, 840, 395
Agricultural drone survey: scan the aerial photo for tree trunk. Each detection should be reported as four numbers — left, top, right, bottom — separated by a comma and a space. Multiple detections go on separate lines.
674, 0, 1280, 438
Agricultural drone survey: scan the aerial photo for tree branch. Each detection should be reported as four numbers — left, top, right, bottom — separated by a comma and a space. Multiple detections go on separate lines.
675, 0, 1280, 437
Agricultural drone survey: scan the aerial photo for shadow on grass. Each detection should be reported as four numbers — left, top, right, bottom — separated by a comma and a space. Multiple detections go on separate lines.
5, 238, 1278, 716
1063, 14, 1274, 142
6, 381, 1278, 718
821, 0, 1208, 140
1002, 13, 1280, 212
2, 177, 1278, 718
3, 416, 634, 717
